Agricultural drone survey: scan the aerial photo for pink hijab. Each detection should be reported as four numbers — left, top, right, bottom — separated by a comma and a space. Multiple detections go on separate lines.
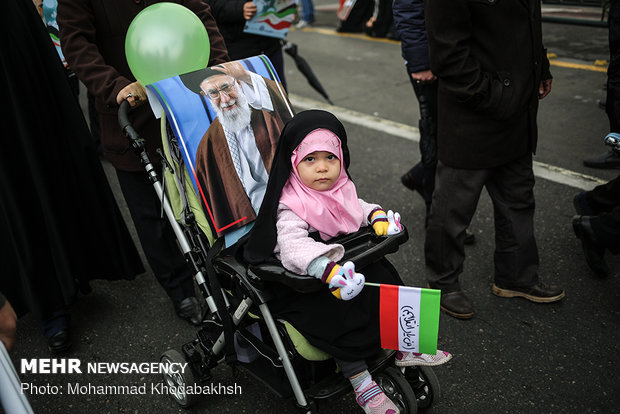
279, 128, 364, 240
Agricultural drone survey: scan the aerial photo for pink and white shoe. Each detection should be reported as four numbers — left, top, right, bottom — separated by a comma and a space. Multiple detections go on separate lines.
355, 381, 400, 414
395, 350, 452, 367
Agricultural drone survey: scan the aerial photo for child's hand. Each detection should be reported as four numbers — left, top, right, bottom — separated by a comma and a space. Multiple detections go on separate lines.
387, 210, 403, 235
329, 262, 365, 300
370, 209, 389, 236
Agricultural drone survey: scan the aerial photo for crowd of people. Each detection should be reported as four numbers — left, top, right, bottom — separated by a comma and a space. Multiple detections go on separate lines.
2, 0, 618, 413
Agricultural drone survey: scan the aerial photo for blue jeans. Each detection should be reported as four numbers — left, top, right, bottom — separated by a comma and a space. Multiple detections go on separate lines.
300, 0, 314, 22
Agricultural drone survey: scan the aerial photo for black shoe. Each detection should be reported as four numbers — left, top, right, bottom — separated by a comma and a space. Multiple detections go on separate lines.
464, 229, 476, 245
401, 170, 424, 195
572, 215, 611, 277
573, 192, 598, 216
438, 290, 474, 319
175, 297, 203, 326
492, 282, 565, 303
583, 150, 620, 169
48, 329, 72, 354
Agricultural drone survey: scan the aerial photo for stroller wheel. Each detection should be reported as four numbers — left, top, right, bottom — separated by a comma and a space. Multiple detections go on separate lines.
401, 365, 441, 409
161, 349, 198, 408
374, 366, 418, 414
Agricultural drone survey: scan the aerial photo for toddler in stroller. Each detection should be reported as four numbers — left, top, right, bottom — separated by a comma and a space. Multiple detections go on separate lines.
119, 57, 448, 413
242, 109, 450, 413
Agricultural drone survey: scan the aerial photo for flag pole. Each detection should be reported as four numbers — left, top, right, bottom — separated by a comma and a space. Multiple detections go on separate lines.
364, 282, 381, 287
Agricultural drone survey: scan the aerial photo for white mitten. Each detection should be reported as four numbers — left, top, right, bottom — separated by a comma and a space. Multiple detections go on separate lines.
387, 210, 403, 235
325, 261, 365, 300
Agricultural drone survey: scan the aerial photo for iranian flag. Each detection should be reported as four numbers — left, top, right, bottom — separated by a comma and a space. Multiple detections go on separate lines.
379, 285, 440, 354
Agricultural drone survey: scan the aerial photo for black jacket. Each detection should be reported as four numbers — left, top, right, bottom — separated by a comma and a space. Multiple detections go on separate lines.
393, 0, 429, 74
206, 0, 281, 60
425, 0, 552, 169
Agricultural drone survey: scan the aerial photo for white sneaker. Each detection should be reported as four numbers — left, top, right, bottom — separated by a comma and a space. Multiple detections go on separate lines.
394, 350, 452, 367
295, 20, 311, 29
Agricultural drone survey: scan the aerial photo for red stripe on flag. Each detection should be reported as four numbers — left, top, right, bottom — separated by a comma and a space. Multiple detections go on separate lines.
380, 284, 400, 350
263, 19, 292, 30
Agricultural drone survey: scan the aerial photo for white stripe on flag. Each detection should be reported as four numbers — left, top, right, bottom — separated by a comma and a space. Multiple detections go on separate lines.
398, 286, 422, 352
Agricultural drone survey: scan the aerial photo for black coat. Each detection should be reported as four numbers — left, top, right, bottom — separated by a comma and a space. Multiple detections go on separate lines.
1, 0, 144, 319
425, 0, 552, 169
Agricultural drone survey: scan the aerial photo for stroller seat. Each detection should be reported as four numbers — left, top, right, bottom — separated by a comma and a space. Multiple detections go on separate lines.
119, 55, 441, 413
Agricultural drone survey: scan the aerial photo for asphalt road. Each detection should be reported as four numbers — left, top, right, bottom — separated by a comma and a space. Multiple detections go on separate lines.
6, 3, 620, 414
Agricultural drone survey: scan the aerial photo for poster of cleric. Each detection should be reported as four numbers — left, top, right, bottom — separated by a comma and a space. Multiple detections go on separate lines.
148, 57, 294, 240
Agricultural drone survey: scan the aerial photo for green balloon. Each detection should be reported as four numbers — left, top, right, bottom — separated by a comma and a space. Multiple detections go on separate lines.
125, 3, 210, 86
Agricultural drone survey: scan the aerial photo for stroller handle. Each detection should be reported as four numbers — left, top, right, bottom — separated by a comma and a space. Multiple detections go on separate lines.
118, 100, 139, 142
118, 100, 151, 166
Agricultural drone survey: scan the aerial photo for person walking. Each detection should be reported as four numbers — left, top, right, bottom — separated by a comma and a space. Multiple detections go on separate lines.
423, 0, 565, 319
392, 0, 475, 244
58, 0, 230, 326
573, 174, 620, 277
583, 0, 620, 169
2, 0, 144, 354
205, 0, 287, 89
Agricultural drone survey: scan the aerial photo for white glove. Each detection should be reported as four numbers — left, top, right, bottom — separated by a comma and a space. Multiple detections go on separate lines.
387, 210, 403, 235
328, 261, 365, 300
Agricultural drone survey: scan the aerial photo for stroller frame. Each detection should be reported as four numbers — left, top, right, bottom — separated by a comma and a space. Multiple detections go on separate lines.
118, 101, 440, 413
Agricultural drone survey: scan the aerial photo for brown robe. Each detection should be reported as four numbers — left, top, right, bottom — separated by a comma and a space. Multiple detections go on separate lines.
195, 79, 292, 236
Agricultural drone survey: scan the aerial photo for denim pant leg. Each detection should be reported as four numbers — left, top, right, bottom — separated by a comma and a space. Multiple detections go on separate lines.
301, 0, 314, 22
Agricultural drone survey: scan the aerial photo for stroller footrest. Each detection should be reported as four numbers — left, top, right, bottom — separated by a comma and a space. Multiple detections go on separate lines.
305, 349, 396, 401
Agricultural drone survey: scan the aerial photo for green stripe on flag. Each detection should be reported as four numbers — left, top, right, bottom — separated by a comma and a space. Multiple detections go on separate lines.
418, 288, 440, 354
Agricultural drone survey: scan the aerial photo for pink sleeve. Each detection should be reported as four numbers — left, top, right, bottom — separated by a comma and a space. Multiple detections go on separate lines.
274, 205, 344, 275
358, 198, 382, 226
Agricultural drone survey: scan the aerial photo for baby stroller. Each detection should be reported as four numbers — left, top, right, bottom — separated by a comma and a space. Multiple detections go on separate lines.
118, 56, 441, 413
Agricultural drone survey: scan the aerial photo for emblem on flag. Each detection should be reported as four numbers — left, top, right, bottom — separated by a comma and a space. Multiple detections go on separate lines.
379, 284, 440, 354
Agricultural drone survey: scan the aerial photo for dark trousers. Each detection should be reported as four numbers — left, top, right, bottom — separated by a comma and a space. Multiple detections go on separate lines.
115, 170, 195, 303
607, 0, 620, 132
406, 76, 438, 213
425, 156, 539, 292
335, 358, 368, 378
587, 174, 620, 252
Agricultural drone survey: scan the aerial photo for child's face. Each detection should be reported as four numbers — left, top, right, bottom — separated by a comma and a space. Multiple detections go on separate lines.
296, 151, 341, 191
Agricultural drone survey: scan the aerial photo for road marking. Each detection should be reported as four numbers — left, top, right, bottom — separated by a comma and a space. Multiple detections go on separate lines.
290, 94, 607, 191
298, 27, 400, 45
548, 59, 607, 73
293, 27, 608, 72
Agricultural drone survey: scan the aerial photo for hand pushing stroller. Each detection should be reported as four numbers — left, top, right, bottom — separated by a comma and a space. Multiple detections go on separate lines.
118, 56, 441, 413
